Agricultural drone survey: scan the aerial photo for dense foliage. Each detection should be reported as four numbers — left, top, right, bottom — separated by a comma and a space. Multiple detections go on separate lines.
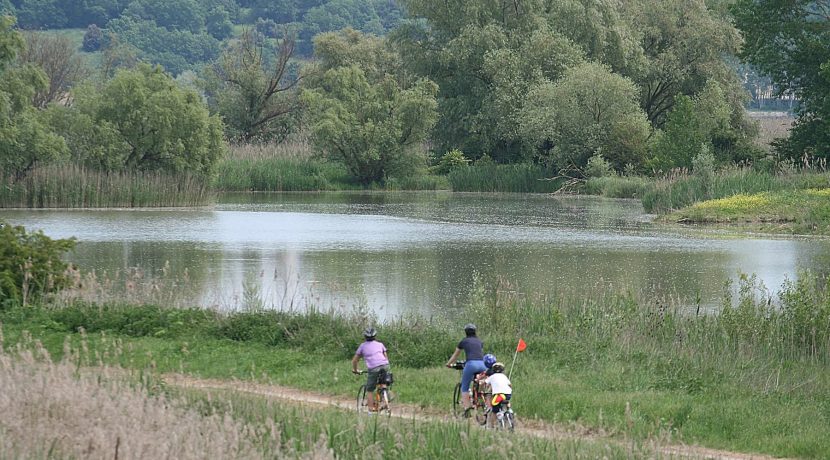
0, 221, 75, 307
0, 0, 819, 190
733, 0, 830, 160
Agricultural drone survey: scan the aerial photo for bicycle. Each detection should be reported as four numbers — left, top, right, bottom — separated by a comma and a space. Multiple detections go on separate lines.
449, 360, 488, 424
479, 397, 516, 431
355, 368, 393, 417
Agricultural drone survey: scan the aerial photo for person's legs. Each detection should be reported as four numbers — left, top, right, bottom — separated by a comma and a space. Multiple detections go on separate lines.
366, 369, 380, 411
461, 361, 487, 412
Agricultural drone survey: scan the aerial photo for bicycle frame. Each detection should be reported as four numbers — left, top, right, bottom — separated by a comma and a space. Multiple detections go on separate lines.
450, 360, 488, 422
355, 370, 392, 416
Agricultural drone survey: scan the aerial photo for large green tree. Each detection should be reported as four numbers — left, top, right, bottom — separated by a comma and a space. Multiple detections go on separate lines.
50, 64, 225, 175
520, 62, 652, 173
394, 0, 752, 164
0, 16, 68, 180
302, 64, 438, 184
393, 0, 585, 161
733, 0, 830, 159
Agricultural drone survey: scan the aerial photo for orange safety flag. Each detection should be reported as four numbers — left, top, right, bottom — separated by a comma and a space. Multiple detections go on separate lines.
516, 338, 527, 353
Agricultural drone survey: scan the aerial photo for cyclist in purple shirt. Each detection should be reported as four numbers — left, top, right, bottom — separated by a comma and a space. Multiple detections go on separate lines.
352, 327, 390, 412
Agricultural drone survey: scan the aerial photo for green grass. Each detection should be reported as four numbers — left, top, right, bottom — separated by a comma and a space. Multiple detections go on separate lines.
447, 163, 563, 193
0, 164, 213, 207
172, 388, 647, 459
214, 155, 358, 191
667, 188, 830, 234
3, 270, 830, 458
215, 142, 448, 191
641, 168, 830, 214
583, 175, 652, 198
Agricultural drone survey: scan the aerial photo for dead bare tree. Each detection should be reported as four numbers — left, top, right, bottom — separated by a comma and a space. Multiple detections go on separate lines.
213, 28, 304, 142
19, 32, 88, 108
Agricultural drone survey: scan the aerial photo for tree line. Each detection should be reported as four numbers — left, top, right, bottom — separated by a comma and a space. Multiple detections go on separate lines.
0, 0, 826, 187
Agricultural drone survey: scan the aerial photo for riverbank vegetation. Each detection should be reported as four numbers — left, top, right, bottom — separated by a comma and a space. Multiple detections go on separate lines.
2, 268, 829, 458
3, 1, 825, 206
666, 188, 830, 234
2, 222, 829, 458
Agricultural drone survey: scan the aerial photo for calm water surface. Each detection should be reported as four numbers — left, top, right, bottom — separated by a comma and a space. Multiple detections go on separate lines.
2, 192, 829, 318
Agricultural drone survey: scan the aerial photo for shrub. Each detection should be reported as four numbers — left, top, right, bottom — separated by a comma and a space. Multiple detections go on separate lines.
585, 153, 614, 178
432, 149, 470, 175
82, 24, 103, 52
0, 222, 75, 307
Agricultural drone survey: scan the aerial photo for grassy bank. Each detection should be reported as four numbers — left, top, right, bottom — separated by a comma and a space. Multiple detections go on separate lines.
666, 188, 830, 234
0, 165, 213, 208
3, 271, 830, 458
0, 343, 640, 459
641, 168, 830, 214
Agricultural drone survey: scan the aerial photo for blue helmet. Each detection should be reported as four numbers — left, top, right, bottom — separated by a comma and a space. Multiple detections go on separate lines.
483, 353, 497, 369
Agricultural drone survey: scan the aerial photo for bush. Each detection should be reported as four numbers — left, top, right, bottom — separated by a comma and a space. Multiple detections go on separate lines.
584, 153, 614, 179
432, 149, 470, 175
82, 24, 103, 52
0, 222, 75, 307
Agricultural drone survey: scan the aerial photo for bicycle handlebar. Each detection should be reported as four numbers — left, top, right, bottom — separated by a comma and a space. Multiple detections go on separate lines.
447, 360, 466, 370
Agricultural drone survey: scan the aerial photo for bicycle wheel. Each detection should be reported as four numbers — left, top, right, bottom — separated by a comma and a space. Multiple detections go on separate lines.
477, 408, 491, 427
356, 384, 367, 414
474, 395, 488, 426
380, 388, 391, 417
503, 411, 515, 432
452, 383, 462, 417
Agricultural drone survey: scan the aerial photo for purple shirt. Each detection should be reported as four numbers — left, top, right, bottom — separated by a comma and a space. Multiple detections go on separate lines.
355, 340, 389, 369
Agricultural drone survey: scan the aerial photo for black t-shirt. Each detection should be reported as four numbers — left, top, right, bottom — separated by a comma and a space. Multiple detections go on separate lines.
457, 337, 484, 361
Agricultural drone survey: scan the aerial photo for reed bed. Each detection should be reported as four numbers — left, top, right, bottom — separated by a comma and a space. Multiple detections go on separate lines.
583, 175, 652, 198
642, 167, 830, 213
215, 140, 356, 191
448, 163, 561, 193
0, 165, 213, 208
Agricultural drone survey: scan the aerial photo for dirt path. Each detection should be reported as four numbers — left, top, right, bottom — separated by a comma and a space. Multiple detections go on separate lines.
164, 374, 790, 460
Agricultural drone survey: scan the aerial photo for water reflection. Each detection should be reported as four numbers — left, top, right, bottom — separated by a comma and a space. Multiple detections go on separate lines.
2, 192, 828, 318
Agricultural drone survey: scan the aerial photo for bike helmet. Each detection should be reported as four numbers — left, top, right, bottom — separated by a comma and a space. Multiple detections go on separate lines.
363, 327, 377, 339
492, 362, 505, 373
483, 353, 497, 369
463, 323, 477, 334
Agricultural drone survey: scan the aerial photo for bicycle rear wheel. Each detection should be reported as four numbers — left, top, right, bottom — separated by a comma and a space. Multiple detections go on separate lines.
503, 411, 515, 432
452, 383, 462, 417
356, 384, 367, 414
474, 394, 488, 426
380, 388, 392, 417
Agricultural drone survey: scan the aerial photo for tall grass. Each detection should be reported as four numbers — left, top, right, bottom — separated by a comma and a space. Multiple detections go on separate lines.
583, 175, 652, 198
642, 167, 830, 213
0, 342, 303, 459
0, 165, 213, 208
448, 163, 562, 192
215, 140, 355, 192
4, 270, 830, 456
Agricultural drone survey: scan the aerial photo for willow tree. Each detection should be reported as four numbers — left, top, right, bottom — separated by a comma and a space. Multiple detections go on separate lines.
302, 65, 438, 184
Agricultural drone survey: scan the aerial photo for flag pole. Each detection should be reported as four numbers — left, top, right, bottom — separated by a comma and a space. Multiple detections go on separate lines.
509, 346, 519, 379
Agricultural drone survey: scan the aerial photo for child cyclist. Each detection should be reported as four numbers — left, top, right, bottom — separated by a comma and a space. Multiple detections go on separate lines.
351, 327, 390, 413
484, 362, 512, 421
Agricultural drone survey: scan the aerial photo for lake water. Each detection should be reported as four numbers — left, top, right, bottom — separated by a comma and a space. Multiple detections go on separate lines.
2, 192, 829, 318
